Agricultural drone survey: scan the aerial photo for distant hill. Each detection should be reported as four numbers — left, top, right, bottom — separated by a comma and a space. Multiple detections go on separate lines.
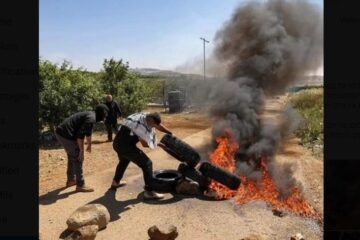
131, 68, 204, 80
131, 68, 323, 86
294, 75, 323, 86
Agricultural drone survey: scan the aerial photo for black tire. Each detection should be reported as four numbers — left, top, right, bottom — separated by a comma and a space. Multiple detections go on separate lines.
199, 162, 241, 190
234, 142, 252, 162
160, 134, 200, 168
151, 169, 183, 193
177, 163, 210, 191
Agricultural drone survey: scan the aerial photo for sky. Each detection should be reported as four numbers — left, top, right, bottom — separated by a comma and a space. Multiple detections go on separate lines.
40, 0, 323, 73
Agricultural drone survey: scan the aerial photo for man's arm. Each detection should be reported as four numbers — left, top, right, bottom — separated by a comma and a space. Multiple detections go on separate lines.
77, 138, 85, 161
155, 123, 172, 135
85, 135, 92, 153
139, 138, 149, 148
114, 102, 122, 117
76, 120, 94, 159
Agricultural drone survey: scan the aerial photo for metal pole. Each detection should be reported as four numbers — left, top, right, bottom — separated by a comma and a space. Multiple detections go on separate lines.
200, 37, 209, 81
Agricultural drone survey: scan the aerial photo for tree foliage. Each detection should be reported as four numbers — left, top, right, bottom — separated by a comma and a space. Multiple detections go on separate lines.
116, 74, 153, 116
100, 58, 153, 116
39, 59, 102, 131
100, 58, 129, 96
39, 58, 156, 132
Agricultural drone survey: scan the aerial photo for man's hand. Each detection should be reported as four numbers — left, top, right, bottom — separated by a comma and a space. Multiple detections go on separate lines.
78, 150, 84, 162
86, 144, 91, 153
155, 124, 172, 135
158, 142, 165, 149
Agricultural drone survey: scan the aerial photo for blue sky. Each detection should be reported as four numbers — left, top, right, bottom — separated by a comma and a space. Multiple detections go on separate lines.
40, 0, 323, 72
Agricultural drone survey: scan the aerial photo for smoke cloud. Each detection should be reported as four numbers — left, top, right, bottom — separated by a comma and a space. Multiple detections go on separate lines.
203, 0, 322, 197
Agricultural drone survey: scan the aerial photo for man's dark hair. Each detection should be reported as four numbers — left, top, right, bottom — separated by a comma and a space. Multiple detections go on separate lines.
147, 112, 161, 125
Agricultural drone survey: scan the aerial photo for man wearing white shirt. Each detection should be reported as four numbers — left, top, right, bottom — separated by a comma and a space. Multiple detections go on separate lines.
111, 112, 172, 200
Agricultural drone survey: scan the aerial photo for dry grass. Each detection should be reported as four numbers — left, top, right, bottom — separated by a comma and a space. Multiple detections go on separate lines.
288, 88, 323, 158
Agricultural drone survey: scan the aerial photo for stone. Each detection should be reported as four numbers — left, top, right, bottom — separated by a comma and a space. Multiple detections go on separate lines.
272, 209, 287, 217
203, 189, 217, 198
240, 234, 264, 240
290, 233, 305, 240
148, 224, 178, 240
73, 225, 99, 240
175, 178, 200, 195
66, 204, 110, 231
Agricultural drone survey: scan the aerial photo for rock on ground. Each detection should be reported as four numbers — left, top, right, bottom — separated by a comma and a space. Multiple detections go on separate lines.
74, 225, 99, 240
148, 224, 178, 240
240, 234, 265, 240
62, 225, 99, 240
290, 233, 305, 240
175, 178, 201, 195
66, 204, 110, 231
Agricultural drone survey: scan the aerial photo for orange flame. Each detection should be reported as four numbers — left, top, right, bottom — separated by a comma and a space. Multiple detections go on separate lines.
208, 129, 320, 219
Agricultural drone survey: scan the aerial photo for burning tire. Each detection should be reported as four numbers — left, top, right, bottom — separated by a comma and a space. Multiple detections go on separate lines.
177, 163, 210, 191
160, 134, 200, 168
199, 162, 241, 190
151, 169, 183, 193
235, 147, 248, 162
234, 141, 252, 162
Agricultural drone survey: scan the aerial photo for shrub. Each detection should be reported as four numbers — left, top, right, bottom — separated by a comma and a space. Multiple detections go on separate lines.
116, 73, 153, 116
100, 58, 129, 96
39, 58, 157, 132
288, 88, 323, 157
39, 60, 102, 132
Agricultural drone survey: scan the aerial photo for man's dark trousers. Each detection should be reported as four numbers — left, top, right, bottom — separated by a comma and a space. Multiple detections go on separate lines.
105, 121, 118, 141
55, 133, 85, 187
112, 126, 155, 191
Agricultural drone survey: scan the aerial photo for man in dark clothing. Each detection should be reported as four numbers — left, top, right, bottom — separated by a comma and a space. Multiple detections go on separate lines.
104, 95, 122, 141
55, 104, 109, 192
111, 112, 173, 200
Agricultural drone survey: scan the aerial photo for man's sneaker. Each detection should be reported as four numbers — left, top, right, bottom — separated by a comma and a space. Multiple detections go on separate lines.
66, 180, 76, 188
76, 185, 94, 192
110, 180, 127, 190
143, 190, 165, 200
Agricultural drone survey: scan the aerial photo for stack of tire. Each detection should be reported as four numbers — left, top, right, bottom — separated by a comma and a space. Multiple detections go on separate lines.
154, 134, 241, 193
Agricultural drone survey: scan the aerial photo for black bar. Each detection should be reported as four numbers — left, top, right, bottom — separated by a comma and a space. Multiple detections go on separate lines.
324, 0, 360, 238
0, 0, 39, 238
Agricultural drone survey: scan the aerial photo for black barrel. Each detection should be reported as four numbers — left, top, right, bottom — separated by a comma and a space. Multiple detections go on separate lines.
177, 163, 210, 191
168, 90, 185, 113
199, 162, 241, 190
160, 134, 200, 168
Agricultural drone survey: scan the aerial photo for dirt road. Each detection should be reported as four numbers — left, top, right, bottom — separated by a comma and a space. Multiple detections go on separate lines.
39, 99, 323, 239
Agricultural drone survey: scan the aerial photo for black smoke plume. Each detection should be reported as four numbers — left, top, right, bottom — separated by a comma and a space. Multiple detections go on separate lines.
208, 0, 322, 197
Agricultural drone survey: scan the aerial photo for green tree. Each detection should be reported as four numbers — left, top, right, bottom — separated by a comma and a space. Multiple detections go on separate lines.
39, 59, 102, 132
116, 73, 153, 116
101, 58, 129, 96
100, 58, 154, 116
